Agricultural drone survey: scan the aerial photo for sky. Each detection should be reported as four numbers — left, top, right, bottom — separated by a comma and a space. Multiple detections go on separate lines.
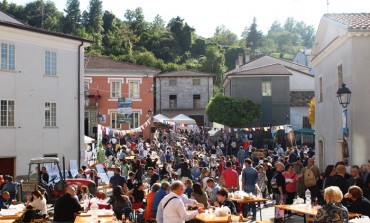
8, 0, 370, 38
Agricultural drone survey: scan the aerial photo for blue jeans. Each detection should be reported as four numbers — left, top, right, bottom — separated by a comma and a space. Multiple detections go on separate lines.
243, 186, 256, 218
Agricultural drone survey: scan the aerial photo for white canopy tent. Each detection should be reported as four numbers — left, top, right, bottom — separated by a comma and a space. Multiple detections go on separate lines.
84, 135, 95, 143
152, 114, 170, 123
171, 114, 197, 125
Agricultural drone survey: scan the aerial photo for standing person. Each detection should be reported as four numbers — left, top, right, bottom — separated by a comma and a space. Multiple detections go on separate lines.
156, 181, 204, 223
302, 158, 320, 202
241, 158, 258, 221
348, 165, 364, 188
315, 186, 348, 223
271, 162, 286, 223
333, 165, 350, 197
256, 165, 268, 199
109, 167, 128, 193
283, 164, 298, 206
219, 161, 239, 191
53, 186, 82, 223
179, 162, 193, 184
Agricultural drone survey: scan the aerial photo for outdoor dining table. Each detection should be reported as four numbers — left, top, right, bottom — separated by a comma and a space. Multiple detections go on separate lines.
275, 204, 362, 223
192, 212, 248, 223
230, 197, 268, 221
74, 214, 114, 223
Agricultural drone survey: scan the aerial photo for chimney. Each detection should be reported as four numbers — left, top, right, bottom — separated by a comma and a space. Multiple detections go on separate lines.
235, 59, 239, 69
245, 53, 250, 63
238, 54, 243, 66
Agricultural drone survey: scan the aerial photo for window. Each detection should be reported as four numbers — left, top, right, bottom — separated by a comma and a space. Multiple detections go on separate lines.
111, 112, 121, 129
337, 64, 343, 88
169, 95, 177, 108
1, 43, 15, 71
1, 100, 15, 126
193, 79, 201, 85
110, 81, 121, 98
45, 51, 57, 75
262, 80, 271, 96
45, 102, 56, 127
130, 112, 140, 128
319, 77, 323, 102
84, 80, 90, 96
129, 80, 140, 99
169, 79, 177, 86
193, 94, 201, 108
302, 116, 311, 128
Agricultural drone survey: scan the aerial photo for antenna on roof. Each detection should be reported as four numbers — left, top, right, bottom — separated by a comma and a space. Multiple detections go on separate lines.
327, 0, 330, 14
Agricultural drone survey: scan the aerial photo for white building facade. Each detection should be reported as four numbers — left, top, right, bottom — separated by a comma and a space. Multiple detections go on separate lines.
0, 11, 90, 176
311, 13, 370, 170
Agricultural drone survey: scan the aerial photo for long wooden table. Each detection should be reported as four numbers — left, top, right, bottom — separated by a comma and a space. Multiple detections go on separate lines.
275, 204, 362, 223
74, 215, 115, 223
194, 213, 247, 223
230, 197, 268, 221
0, 211, 25, 223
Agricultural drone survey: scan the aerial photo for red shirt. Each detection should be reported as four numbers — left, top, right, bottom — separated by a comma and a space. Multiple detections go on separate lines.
222, 168, 239, 189
283, 171, 297, 193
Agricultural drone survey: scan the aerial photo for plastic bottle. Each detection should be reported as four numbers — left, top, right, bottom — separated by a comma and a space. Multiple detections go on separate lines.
90, 202, 99, 223
305, 189, 311, 209
227, 211, 232, 222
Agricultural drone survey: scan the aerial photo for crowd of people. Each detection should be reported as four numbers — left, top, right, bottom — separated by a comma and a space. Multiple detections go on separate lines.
1, 127, 370, 223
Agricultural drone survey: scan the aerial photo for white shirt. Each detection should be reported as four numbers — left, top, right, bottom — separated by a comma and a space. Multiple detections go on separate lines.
156, 192, 198, 223
30, 197, 47, 215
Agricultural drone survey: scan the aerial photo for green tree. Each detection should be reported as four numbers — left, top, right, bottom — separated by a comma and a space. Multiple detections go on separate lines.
206, 94, 261, 127
199, 44, 227, 87
243, 17, 263, 58
211, 25, 238, 46
224, 47, 246, 71
167, 16, 195, 54
24, 0, 63, 31
63, 0, 81, 34
86, 0, 103, 50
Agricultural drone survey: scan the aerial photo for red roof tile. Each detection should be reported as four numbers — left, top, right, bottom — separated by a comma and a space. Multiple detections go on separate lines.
325, 13, 370, 30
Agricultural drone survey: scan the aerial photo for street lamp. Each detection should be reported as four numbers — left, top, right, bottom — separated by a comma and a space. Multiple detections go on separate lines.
337, 83, 352, 108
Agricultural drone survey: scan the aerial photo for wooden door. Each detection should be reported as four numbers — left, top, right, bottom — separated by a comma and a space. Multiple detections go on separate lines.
0, 157, 15, 177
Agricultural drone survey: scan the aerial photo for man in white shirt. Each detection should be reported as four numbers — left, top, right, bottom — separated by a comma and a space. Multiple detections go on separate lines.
156, 181, 204, 223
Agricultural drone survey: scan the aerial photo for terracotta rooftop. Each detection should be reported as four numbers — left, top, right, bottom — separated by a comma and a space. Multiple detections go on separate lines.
85, 56, 160, 72
157, 70, 216, 77
325, 13, 370, 30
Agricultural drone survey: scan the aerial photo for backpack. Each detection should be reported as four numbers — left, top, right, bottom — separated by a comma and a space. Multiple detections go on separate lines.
304, 166, 316, 187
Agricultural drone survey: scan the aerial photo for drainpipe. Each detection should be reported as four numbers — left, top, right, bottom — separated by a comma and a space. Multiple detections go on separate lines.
77, 41, 83, 168
159, 78, 162, 114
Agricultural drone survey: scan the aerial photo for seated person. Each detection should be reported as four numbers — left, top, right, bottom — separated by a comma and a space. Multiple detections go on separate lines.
190, 182, 209, 208
127, 171, 135, 191
107, 186, 132, 220
315, 186, 348, 223
127, 182, 146, 208
213, 187, 237, 215
0, 191, 10, 209
78, 185, 93, 202
344, 185, 370, 217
